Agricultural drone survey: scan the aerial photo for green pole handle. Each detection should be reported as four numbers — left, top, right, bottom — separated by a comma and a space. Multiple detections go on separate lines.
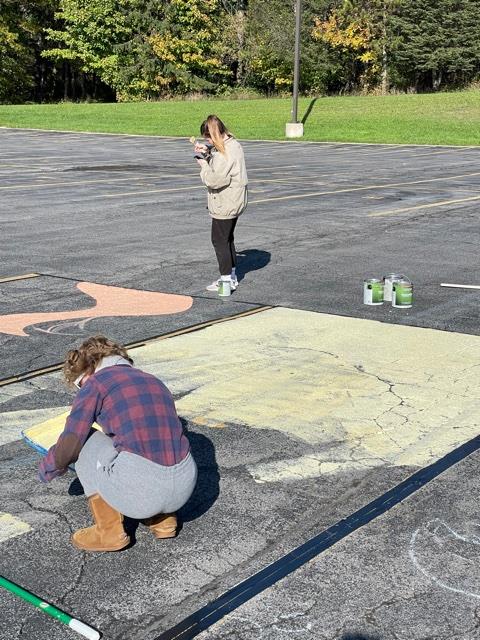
0, 576, 100, 639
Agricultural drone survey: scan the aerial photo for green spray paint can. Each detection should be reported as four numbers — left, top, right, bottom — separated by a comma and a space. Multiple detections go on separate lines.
363, 278, 384, 305
218, 280, 231, 297
392, 279, 413, 308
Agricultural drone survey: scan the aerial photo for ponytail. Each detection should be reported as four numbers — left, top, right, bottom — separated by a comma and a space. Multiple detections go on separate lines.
200, 114, 230, 154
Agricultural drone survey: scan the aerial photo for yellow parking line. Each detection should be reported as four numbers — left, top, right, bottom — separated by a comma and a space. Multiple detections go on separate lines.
369, 194, 480, 217
405, 148, 479, 159
0, 273, 40, 283
95, 178, 327, 199
97, 184, 205, 198
0, 173, 198, 191
249, 171, 480, 205
249, 165, 299, 172
0, 513, 31, 543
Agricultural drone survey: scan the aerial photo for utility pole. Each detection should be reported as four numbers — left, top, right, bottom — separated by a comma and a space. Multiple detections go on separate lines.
285, 0, 304, 138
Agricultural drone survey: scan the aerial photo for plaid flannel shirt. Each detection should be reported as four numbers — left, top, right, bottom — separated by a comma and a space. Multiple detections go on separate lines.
39, 365, 190, 482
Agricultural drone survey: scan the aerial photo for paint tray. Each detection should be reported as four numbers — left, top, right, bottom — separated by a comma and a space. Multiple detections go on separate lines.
22, 411, 101, 457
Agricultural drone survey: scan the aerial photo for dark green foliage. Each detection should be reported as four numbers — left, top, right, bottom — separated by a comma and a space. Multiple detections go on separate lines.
390, 0, 480, 90
0, 0, 58, 103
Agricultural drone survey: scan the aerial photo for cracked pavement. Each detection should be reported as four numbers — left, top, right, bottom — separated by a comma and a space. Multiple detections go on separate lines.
1, 130, 480, 639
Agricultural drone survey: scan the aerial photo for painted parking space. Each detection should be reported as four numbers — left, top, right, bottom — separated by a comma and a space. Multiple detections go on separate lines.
2, 306, 480, 639
0, 275, 260, 380
130, 307, 480, 473
16, 305, 480, 479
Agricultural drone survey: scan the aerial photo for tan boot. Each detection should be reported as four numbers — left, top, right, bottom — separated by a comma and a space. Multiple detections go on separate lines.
71, 494, 130, 552
143, 513, 177, 539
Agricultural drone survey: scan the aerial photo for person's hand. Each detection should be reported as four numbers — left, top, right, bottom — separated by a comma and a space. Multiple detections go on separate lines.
194, 143, 208, 154
196, 158, 206, 166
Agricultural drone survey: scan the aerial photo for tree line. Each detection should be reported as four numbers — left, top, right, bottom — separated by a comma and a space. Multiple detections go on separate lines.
2, 0, 480, 104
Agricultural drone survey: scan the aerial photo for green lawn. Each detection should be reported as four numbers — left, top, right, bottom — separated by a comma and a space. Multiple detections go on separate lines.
0, 91, 479, 145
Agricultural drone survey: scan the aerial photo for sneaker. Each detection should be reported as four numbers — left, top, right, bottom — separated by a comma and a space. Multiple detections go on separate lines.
206, 278, 237, 292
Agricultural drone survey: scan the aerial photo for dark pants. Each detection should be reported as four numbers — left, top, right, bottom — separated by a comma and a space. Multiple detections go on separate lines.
211, 217, 238, 276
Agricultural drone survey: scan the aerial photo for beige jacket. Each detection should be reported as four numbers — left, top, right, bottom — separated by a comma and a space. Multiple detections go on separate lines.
199, 136, 248, 219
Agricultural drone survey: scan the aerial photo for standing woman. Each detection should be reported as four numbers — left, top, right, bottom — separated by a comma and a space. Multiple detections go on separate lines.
195, 114, 248, 292
39, 335, 197, 552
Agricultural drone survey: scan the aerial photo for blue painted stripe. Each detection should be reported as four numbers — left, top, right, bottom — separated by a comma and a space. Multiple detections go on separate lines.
154, 433, 480, 640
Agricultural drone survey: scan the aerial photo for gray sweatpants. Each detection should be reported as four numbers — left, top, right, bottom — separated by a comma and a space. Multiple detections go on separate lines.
75, 431, 197, 520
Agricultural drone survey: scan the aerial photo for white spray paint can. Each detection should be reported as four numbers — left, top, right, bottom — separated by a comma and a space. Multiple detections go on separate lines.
383, 273, 404, 302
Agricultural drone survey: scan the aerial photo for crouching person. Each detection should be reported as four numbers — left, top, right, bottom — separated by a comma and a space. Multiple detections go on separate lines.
39, 335, 197, 552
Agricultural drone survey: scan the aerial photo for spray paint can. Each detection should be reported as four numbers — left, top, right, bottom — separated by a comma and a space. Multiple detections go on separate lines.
383, 273, 404, 302
363, 278, 384, 305
392, 279, 413, 308
218, 280, 231, 297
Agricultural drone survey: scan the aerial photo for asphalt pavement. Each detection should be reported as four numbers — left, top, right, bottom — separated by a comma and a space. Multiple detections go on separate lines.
1, 128, 480, 640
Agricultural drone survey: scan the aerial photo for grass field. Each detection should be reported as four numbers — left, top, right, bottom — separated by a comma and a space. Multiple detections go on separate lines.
0, 91, 479, 145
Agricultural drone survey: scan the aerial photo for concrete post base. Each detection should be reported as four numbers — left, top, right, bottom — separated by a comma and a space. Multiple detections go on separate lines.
285, 122, 304, 138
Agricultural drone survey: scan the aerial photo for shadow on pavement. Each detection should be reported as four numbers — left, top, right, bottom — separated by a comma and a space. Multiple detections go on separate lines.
68, 421, 219, 542
236, 249, 271, 283
341, 634, 382, 639
179, 425, 220, 523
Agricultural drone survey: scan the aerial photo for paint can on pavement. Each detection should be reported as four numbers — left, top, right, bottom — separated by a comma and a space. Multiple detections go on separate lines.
218, 280, 231, 297
363, 278, 384, 305
383, 273, 404, 302
392, 279, 413, 308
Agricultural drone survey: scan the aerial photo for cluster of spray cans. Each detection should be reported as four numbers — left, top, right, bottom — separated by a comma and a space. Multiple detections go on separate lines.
363, 274, 413, 308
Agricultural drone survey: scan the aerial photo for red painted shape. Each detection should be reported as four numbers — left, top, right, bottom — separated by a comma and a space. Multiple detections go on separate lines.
0, 282, 193, 336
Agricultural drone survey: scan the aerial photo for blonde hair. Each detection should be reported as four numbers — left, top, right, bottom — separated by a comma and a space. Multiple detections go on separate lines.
200, 115, 230, 154
63, 335, 132, 387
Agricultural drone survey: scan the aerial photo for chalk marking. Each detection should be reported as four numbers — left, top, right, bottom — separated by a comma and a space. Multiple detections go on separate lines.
248, 454, 382, 483
410, 520, 480, 599
32, 317, 94, 335
0, 513, 31, 543
0, 406, 71, 445
370, 194, 480, 218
